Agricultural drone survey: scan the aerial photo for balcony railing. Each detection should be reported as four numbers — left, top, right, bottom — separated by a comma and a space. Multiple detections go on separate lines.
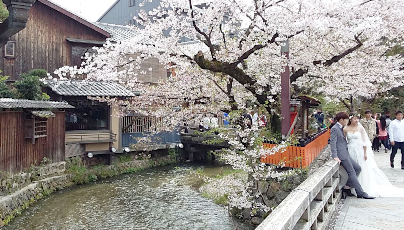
66, 132, 116, 144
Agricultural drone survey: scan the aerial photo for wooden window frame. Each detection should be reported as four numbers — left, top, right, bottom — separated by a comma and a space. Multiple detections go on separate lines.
4, 41, 16, 59
25, 114, 48, 144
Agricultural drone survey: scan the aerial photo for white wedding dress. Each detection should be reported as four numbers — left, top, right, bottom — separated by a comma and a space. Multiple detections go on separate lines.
346, 128, 404, 197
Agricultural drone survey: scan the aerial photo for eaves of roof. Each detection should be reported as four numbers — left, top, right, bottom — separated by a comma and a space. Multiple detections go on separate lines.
0, 98, 74, 109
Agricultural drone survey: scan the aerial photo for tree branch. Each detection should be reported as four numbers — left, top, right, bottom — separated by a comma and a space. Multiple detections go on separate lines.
291, 34, 363, 82
232, 32, 279, 67
219, 24, 227, 50
360, 0, 376, 6
189, 0, 216, 60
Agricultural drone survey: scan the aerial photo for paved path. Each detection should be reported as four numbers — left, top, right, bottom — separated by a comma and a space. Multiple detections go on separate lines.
334, 148, 404, 230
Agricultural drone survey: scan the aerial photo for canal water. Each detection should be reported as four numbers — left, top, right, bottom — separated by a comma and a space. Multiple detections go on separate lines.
4, 164, 254, 230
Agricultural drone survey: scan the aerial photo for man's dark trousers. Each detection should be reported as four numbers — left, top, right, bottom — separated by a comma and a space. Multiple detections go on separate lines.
391, 141, 404, 166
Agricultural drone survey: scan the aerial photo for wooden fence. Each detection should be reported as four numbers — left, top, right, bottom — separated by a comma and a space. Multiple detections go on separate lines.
261, 130, 330, 168
0, 111, 66, 174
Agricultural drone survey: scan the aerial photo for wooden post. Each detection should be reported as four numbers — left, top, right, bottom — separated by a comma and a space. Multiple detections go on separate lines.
281, 40, 290, 140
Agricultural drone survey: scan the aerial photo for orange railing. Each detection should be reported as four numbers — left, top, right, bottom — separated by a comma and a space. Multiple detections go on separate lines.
261, 130, 330, 168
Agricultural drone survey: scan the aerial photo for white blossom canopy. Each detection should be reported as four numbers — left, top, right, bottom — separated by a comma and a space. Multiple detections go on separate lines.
56, 0, 404, 114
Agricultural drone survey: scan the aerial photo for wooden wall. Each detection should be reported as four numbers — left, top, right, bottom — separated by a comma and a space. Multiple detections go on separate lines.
0, 1, 108, 81
0, 111, 66, 174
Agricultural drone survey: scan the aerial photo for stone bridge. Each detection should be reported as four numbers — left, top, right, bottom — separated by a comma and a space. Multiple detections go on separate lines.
256, 147, 404, 230
180, 132, 229, 162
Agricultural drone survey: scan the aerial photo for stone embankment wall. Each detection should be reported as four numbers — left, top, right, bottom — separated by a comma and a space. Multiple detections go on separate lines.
0, 162, 71, 227
242, 146, 332, 225
0, 155, 177, 227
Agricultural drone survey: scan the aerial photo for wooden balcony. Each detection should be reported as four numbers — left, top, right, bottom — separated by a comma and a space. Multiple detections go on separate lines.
261, 129, 330, 168
66, 131, 116, 144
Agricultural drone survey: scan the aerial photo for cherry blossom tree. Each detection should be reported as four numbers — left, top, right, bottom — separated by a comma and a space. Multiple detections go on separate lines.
57, 0, 404, 114
54, 0, 404, 220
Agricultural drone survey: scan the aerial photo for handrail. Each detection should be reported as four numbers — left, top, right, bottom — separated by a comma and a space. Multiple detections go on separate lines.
66, 132, 116, 143
256, 158, 340, 230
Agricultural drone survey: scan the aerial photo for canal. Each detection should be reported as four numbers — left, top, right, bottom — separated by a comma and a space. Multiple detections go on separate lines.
4, 164, 254, 230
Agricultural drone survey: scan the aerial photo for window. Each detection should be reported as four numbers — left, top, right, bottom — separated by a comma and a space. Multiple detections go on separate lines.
25, 113, 48, 144
128, 0, 135, 7
65, 100, 109, 131
122, 115, 161, 133
4, 41, 16, 58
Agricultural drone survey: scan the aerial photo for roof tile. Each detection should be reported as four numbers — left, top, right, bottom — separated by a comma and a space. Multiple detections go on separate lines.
0, 98, 74, 109
45, 80, 135, 97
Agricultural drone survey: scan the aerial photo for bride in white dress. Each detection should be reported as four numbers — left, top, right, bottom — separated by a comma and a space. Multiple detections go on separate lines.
344, 115, 404, 197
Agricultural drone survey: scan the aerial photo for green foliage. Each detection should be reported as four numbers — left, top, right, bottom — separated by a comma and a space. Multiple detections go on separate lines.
40, 157, 52, 166
124, 167, 142, 174
368, 88, 404, 115
0, 0, 8, 23
68, 164, 89, 184
168, 148, 178, 157
87, 174, 98, 182
202, 192, 229, 205
117, 154, 132, 163
0, 74, 15, 98
41, 92, 50, 101
65, 155, 177, 185
12, 69, 50, 100
14, 75, 42, 100
26, 69, 48, 78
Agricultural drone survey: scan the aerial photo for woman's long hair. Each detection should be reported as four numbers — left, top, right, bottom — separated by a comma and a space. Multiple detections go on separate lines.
380, 116, 387, 131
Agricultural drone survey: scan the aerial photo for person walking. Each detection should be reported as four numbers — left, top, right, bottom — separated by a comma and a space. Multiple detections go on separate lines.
377, 116, 390, 153
360, 110, 377, 150
389, 111, 404, 169
313, 108, 325, 128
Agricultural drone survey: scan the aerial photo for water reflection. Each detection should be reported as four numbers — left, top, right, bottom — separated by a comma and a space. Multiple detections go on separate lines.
4, 164, 254, 230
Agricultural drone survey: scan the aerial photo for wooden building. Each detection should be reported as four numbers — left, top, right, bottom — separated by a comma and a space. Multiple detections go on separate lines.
0, 0, 36, 47
43, 80, 134, 158
1, 0, 110, 82
0, 98, 73, 174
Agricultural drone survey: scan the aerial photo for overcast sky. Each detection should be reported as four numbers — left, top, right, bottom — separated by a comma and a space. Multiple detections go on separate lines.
50, 0, 117, 22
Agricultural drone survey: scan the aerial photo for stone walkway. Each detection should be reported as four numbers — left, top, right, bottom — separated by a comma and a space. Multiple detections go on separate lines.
334, 148, 404, 230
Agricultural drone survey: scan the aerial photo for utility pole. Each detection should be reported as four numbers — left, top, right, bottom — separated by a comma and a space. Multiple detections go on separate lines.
280, 40, 290, 140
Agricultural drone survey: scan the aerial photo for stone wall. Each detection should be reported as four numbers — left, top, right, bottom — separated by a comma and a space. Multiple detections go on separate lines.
0, 162, 66, 196
0, 174, 72, 227
238, 146, 332, 226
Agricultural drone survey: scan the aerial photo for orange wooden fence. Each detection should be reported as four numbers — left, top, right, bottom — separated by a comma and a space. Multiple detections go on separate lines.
261, 130, 330, 168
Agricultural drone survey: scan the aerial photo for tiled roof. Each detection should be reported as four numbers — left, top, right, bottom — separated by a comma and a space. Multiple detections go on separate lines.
0, 98, 74, 109
94, 23, 137, 41
45, 80, 135, 97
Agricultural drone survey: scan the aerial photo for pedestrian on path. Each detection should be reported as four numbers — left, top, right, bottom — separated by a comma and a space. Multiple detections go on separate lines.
388, 111, 404, 169
360, 110, 377, 150
377, 116, 390, 153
